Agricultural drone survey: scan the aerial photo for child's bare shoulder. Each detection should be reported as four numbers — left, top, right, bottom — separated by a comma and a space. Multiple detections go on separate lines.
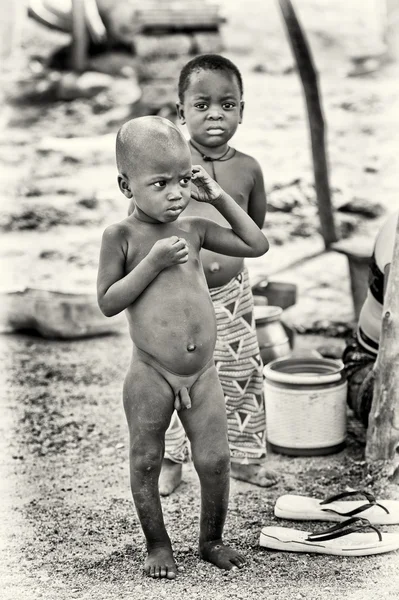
101, 217, 134, 246
233, 149, 262, 173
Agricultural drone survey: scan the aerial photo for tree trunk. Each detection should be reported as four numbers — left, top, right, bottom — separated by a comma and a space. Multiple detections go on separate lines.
278, 0, 337, 248
366, 215, 399, 480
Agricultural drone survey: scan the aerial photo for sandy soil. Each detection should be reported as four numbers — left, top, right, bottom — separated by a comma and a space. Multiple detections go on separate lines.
1, 1, 399, 599
2, 332, 399, 600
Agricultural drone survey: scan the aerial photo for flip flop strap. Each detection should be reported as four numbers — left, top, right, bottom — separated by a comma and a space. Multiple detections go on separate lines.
320, 490, 376, 504
320, 490, 390, 516
307, 517, 382, 543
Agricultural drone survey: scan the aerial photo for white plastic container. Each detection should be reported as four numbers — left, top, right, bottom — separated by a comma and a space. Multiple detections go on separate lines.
264, 357, 347, 456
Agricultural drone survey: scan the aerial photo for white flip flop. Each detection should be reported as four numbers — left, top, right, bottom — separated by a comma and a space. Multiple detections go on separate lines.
274, 491, 399, 525
260, 517, 399, 556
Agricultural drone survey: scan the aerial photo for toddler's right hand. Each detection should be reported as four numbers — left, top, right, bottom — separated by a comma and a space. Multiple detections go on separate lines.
149, 236, 189, 270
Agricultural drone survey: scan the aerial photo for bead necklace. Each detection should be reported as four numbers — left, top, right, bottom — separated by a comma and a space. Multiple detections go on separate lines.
189, 140, 236, 182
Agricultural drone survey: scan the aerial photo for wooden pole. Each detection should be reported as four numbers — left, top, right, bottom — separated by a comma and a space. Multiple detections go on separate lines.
366, 214, 399, 480
71, 0, 88, 73
0, 0, 24, 63
278, 0, 337, 248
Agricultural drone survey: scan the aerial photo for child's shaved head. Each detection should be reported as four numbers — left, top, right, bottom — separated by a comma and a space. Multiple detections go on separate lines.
116, 116, 188, 177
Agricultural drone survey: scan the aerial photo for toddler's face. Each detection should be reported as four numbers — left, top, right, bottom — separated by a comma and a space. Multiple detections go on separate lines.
178, 69, 243, 149
128, 144, 192, 224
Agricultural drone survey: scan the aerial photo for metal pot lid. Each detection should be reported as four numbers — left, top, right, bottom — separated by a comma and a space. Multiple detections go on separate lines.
254, 305, 283, 324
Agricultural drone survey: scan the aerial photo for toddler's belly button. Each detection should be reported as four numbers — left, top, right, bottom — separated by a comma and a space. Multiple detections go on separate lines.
187, 344, 197, 352
209, 262, 221, 273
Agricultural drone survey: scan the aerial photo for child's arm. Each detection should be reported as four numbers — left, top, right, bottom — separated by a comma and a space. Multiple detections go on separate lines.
191, 166, 269, 257
97, 224, 188, 317
248, 160, 267, 229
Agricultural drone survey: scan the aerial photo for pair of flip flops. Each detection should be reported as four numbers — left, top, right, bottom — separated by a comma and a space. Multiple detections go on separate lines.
260, 491, 399, 556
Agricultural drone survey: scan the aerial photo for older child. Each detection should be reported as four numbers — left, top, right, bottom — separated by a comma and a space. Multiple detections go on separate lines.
97, 116, 269, 579
161, 54, 277, 495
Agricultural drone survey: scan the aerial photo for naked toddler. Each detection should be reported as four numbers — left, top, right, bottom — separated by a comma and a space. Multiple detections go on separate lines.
97, 116, 269, 579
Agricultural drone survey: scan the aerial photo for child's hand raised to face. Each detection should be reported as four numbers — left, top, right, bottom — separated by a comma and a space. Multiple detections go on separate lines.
149, 236, 189, 270
191, 165, 223, 205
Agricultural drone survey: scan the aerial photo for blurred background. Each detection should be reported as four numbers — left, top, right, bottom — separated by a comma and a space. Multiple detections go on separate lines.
1, 4, 399, 599
0, 0, 397, 336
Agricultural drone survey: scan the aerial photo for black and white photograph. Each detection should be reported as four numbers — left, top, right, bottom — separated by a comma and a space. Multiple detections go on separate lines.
1, 1, 398, 598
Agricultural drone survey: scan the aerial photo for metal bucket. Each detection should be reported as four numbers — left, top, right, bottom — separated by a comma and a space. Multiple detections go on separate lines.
254, 305, 291, 365
252, 279, 297, 310
264, 357, 347, 456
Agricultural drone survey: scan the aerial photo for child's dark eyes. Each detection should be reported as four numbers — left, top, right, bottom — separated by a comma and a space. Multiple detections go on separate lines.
153, 177, 191, 188
194, 102, 236, 110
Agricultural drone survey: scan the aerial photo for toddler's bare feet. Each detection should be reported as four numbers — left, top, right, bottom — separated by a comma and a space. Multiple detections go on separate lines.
230, 463, 278, 487
200, 540, 246, 570
159, 459, 183, 496
145, 543, 177, 579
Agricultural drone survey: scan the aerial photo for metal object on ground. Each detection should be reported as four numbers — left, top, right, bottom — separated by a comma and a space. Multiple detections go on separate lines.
254, 305, 291, 365
252, 279, 297, 310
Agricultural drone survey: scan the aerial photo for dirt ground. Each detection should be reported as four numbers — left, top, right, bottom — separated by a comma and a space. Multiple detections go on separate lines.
1, 1, 399, 599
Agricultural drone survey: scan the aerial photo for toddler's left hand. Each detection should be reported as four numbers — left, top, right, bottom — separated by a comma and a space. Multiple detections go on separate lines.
191, 165, 223, 205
